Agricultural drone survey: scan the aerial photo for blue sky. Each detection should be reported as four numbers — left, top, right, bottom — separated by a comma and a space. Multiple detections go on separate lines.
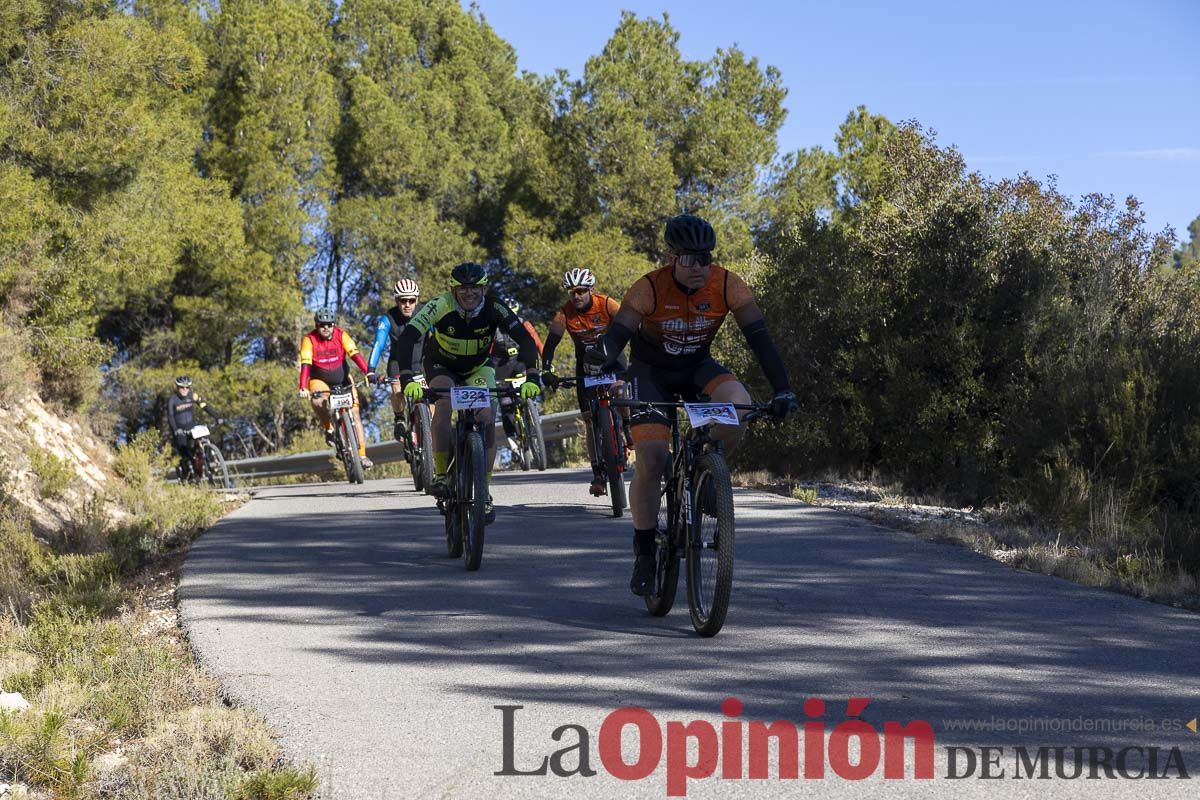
469, 0, 1199, 242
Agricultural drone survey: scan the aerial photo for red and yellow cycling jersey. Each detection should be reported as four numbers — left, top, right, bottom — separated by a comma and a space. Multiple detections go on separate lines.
299, 327, 368, 389
551, 292, 620, 349
623, 265, 755, 368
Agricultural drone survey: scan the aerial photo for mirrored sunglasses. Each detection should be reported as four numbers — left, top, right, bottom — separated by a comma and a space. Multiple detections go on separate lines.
677, 252, 712, 268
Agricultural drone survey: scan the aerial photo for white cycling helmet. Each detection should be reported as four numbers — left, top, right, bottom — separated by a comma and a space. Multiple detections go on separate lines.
562, 268, 596, 290
393, 278, 420, 299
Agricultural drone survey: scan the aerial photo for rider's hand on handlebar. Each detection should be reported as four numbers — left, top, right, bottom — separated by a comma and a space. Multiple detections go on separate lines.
366, 371, 379, 385
519, 380, 541, 401
542, 369, 558, 389
770, 390, 798, 420
403, 381, 425, 402
298, 389, 310, 399
582, 340, 617, 371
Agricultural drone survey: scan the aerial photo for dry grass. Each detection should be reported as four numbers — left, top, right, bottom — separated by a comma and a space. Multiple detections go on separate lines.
0, 467, 314, 799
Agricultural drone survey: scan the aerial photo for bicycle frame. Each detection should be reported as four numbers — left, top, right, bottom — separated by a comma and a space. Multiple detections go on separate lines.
554, 375, 630, 466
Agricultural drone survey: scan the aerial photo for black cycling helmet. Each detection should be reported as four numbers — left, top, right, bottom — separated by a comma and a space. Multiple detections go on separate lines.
449, 262, 488, 287
314, 308, 336, 326
664, 214, 716, 254
174, 375, 192, 388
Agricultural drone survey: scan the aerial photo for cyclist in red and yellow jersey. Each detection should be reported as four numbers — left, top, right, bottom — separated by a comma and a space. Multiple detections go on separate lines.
586, 215, 797, 596
542, 267, 628, 495
299, 308, 374, 469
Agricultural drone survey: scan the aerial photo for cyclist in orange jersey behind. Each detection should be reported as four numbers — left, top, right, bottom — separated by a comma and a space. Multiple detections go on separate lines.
299, 308, 374, 469
585, 214, 797, 596
542, 267, 629, 496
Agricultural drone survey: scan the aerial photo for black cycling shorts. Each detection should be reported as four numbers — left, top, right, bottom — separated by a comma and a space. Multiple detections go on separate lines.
627, 357, 735, 432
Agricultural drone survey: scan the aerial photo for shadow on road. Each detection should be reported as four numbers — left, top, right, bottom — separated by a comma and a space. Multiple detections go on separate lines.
181, 471, 1200, 749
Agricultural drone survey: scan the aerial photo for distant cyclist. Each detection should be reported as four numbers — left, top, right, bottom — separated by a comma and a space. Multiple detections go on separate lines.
298, 308, 374, 469
167, 375, 223, 482
367, 278, 424, 442
586, 215, 797, 596
392, 263, 541, 523
542, 268, 627, 496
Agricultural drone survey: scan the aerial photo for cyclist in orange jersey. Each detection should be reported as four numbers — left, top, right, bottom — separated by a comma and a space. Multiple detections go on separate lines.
542, 267, 628, 495
585, 215, 797, 596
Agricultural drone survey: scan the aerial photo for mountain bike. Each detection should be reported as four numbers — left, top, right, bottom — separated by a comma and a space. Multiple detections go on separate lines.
313, 382, 364, 485
613, 398, 770, 637
551, 373, 631, 517
502, 374, 546, 471
184, 424, 233, 490
425, 385, 517, 571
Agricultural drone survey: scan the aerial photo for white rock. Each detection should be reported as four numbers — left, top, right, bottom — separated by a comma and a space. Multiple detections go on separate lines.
91, 752, 128, 773
0, 692, 31, 712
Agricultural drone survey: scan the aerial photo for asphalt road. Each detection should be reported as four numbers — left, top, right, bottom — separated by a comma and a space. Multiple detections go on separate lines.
179, 469, 1200, 799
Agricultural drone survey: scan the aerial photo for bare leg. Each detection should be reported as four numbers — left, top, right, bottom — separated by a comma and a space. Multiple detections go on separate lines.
708, 380, 752, 454
630, 438, 669, 530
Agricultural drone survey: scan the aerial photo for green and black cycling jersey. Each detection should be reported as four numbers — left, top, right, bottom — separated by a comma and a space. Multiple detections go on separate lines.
393, 292, 539, 384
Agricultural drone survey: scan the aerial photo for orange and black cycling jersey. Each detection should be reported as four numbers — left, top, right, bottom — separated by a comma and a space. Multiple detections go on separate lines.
299, 327, 368, 389
553, 293, 620, 350
622, 264, 755, 368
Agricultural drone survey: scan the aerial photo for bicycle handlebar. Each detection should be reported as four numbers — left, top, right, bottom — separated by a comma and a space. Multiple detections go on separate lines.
609, 398, 777, 424
546, 370, 629, 390
422, 385, 521, 399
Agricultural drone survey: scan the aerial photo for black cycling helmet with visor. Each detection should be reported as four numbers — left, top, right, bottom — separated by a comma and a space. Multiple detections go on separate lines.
449, 262, 489, 287
664, 214, 715, 266
314, 308, 336, 326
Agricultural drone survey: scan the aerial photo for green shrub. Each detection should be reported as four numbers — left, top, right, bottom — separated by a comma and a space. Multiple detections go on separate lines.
0, 321, 35, 404
790, 485, 818, 503
232, 767, 319, 800
28, 444, 74, 500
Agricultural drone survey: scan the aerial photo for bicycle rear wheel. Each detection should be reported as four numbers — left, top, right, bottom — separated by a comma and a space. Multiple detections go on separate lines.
461, 431, 487, 571
686, 452, 735, 636
340, 413, 364, 484
202, 440, 233, 490
412, 403, 434, 492
598, 408, 626, 517
644, 472, 681, 616
525, 399, 547, 471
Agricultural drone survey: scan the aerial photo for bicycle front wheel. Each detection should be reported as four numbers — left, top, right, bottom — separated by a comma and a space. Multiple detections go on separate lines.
202, 440, 233, 490
461, 431, 487, 571
413, 402, 434, 492
686, 452, 735, 636
340, 413, 364, 484
513, 407, 531, 471
525, 399, 547, 471
598, 408, 626, 517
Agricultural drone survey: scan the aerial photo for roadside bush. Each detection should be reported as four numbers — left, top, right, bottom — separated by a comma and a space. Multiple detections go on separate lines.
28, 444, 75, 500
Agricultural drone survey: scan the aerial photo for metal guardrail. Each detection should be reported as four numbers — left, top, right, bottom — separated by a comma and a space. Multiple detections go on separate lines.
223, 410, 585, 480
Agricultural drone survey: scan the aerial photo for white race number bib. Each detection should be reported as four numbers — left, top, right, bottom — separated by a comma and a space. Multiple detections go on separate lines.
684, 403, 739, 427
584, 373, 618, 388
451, 386, 490, 410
